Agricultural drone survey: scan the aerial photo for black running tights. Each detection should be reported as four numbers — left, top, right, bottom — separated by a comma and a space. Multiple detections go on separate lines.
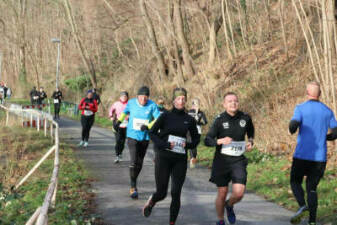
81, 115, 95, 142
290, 158, 326, 223
127, 138, 149, 188
151, 153, 187, 224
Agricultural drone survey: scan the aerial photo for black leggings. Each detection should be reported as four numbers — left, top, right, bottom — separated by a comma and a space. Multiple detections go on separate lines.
151, 153, 187, 223
81, 115, 95, 142
115, 128, 126, 156
54, 103, 61, 118
127, 138, 149, 188
290, 158, 326, 223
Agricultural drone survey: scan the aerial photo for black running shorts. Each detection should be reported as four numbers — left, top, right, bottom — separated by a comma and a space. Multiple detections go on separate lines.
210, 158, 248, 187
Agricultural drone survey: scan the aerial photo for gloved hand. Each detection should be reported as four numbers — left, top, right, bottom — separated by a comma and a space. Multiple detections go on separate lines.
140, 124, 148, 131
113, 120, 121, 132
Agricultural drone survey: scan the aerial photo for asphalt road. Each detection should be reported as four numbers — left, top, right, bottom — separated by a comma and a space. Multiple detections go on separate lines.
58, 117, 305, 225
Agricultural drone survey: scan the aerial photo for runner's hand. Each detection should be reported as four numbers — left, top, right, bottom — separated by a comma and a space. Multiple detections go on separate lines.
170, 142, 175, 149
246, 141, 253, 150
113, 120, 121, 132
140, 124, 148, 131
217, 137, 232, 145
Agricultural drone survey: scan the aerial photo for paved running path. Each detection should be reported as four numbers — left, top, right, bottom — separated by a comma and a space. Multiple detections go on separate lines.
58, 117, 305, 225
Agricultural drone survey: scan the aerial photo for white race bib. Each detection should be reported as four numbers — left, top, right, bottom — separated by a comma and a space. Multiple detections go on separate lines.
53, 99, 59, 104
221, 141, 246, 156
133, 118, 149, 130
167, 135, 186, 154
84, 110, 93, 116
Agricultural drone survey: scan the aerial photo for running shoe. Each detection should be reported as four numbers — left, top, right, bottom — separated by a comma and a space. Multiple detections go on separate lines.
142, 195, 154, 217
226, 203, 236, 224
290, 205, 308, 224
119, 155, 123, 162
114, 156, 120, 163
216, 220, 225, 225
130, 188, 138, 199
83, 142, 88, 148
77, 141, 84, 147
190, 158, 196, 169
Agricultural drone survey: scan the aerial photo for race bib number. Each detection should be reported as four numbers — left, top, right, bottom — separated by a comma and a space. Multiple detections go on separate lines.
33, 96, 39, 100
53, 99, 59, 104
133, 118, 149, 130
221, 141, 246, 156
167, 135, 186, 154
84, 110, 93, 116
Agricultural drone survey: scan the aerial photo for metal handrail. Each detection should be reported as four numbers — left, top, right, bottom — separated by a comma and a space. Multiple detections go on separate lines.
0, 104, 59, 225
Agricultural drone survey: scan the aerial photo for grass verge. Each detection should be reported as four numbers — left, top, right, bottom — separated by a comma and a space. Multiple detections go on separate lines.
197, 137, 337, 225
0, 126, 101, 224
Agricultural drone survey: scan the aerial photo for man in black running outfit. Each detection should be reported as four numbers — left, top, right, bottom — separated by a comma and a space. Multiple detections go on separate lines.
205, 92, 254, 225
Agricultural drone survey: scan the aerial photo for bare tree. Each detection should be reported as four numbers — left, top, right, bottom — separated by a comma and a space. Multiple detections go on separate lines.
173, 0, 195, 77
63, 0, 97, 88
139, 0, 167, 81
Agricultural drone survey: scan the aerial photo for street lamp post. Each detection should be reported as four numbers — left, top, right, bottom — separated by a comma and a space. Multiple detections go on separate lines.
51, 38, 61, 89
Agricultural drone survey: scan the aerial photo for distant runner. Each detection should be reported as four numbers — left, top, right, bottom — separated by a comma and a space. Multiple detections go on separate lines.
52, 88, 63, 120
188, 98, 207, 168
110, 91, 129, 163
78, 90, 98, 148
205, 92, 254, 225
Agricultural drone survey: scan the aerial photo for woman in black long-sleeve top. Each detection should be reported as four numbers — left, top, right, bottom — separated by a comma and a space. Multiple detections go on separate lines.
142, 88, 200, 225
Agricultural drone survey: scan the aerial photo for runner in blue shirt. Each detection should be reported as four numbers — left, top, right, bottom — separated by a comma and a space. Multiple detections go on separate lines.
289, 82, 337, 225
114, 86, 160, 199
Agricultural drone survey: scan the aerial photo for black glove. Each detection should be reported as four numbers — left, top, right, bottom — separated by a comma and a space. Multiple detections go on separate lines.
140, 124, 148, 131
113, 120, 121, 131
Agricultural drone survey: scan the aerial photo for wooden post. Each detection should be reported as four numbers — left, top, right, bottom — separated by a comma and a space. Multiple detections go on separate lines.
44, 119, 47, 136
15, 146, 56, 190
51, 180, 58, 208
6, 110, 8, 126
25, 207, 41, 225
30, 113, 33, 128
37, 116, 40, 131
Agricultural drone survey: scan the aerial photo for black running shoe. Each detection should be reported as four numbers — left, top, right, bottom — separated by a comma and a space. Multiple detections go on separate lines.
290, 205, 309, 224
143, 195, 154, 217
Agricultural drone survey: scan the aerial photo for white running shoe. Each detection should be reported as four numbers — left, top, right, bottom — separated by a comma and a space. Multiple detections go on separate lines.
114, 156, 120, 163
83, 142, 88, 148
77, 141, 84, 147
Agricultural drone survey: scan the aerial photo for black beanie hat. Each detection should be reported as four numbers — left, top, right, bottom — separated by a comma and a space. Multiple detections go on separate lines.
120, 91, 129, 98
137, 86, 150, 96
172, 87, 187, 101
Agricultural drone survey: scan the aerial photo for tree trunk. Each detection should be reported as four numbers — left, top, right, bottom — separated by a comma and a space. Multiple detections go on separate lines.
173, 0, 195, 77
139, 0, 167, 81
208, 22, 217, 66
63, 0, 97, 88
19, 0, 27, 82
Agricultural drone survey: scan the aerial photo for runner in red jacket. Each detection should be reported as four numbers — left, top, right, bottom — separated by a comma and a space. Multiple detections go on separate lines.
78, 90, 98, 147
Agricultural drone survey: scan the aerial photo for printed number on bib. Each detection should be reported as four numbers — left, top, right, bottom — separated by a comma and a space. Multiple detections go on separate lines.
84, 110, 93, 116
53, 99, 59, 104
133, 118, 149, 131
168, 135, 186, 154
221, 141, 246, 156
